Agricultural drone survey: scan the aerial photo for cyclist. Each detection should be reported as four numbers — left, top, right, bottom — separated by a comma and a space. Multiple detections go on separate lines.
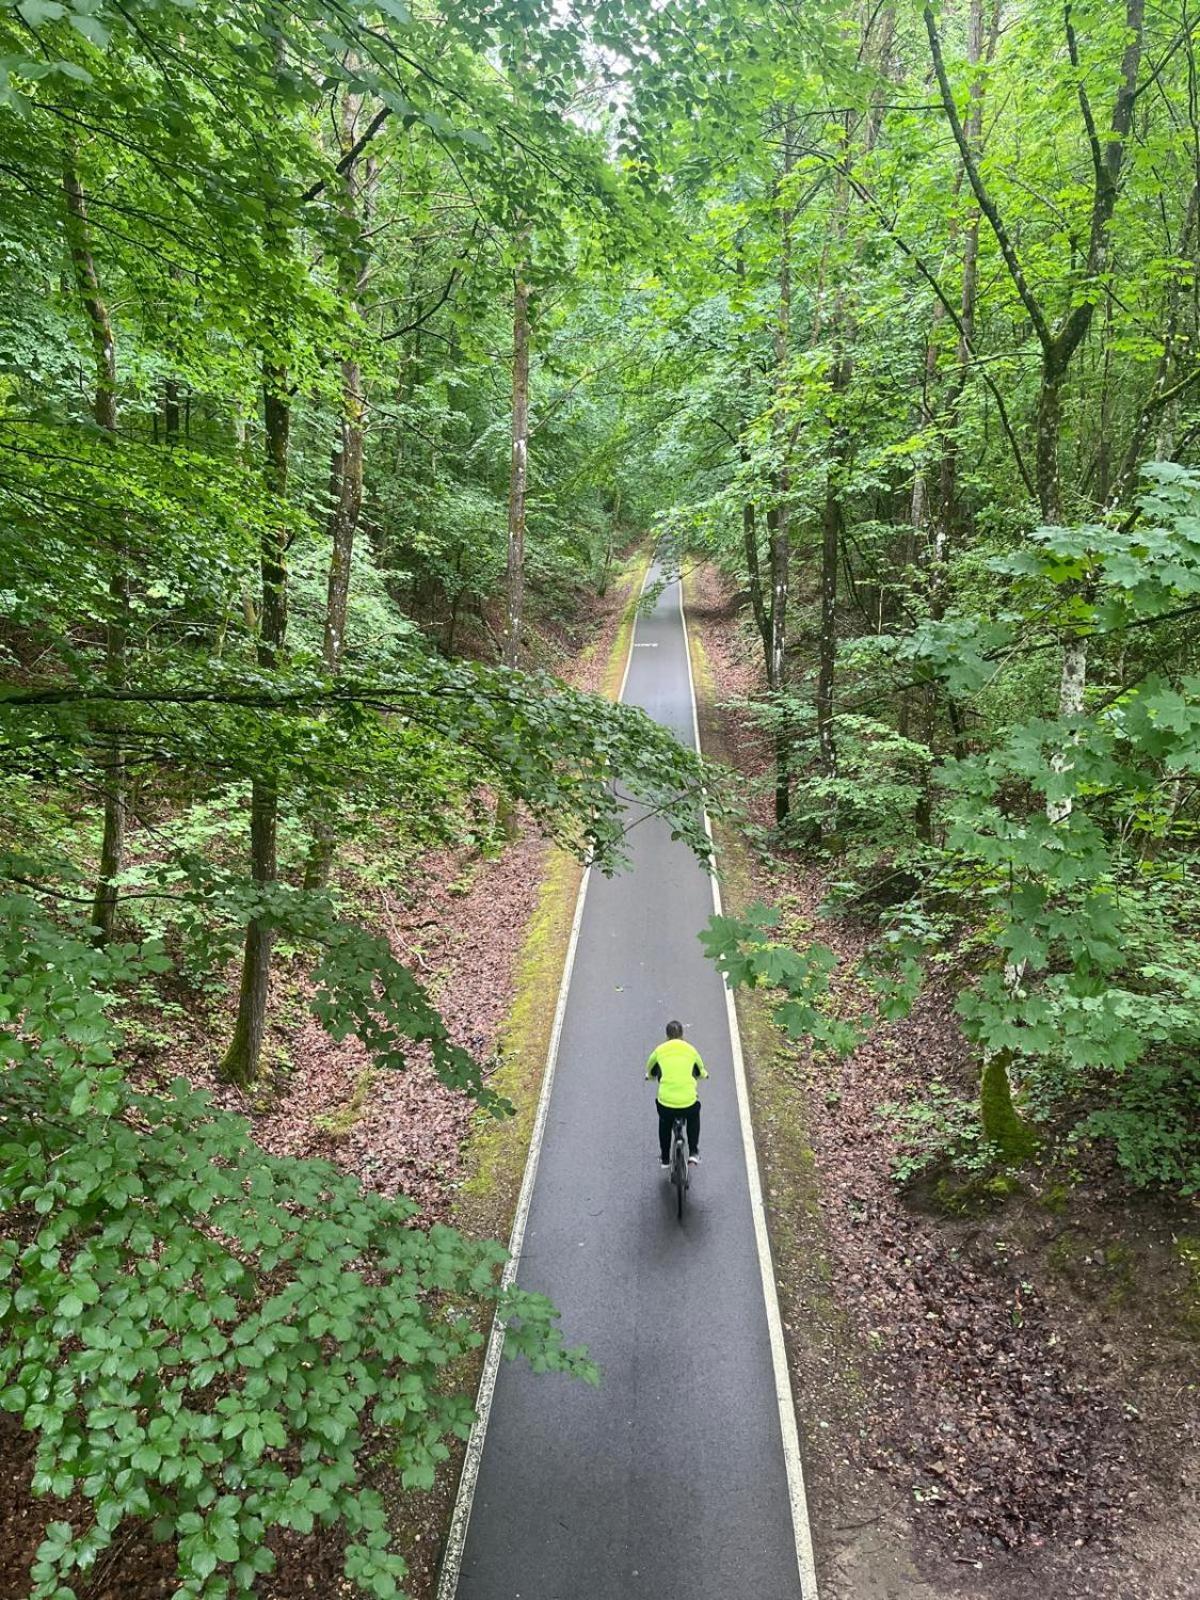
645, 1020, 708, 1169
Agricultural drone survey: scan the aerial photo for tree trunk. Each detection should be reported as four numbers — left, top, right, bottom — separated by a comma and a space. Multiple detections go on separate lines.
221, 774, 278, 1086
303, 349, 365, 891
980, 1048, 1038, 1159
765, 501, 792, 825
63, 156, 126, 946
504, 256, 531, 670
305, 104, 374, 892
164, 378, 181, 447
812, 125, 854, 824
769, 109, 795, 827
1035, 366, 1066, 525
743, 491, 769, 659
323, 364, 363, 673
734, 245, 770, 667
816, 442, 840, 784
935, 0, 995, 554
221, 365, 290, 1086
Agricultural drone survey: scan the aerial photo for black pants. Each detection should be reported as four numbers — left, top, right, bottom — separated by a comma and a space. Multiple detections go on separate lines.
657, 1099, 700, 1163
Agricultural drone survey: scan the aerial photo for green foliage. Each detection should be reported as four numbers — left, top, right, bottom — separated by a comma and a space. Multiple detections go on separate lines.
699, 902, 862, 1053
747, 698, 934, 854
842, 473, 1200, 1190
597, 0, 1200, 1206
1078, 1058, 1200, 1194
878, 1081, 1002, 1185
0, 891, 594, 1600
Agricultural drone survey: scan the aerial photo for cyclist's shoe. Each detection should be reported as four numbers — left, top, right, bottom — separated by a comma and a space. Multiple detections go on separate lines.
688, 1153, 701, 1166
660, 1160, 670, 1170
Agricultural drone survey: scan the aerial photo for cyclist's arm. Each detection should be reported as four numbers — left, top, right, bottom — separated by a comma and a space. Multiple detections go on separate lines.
645, 1050, 661, 1081
692, 1050, 709, 1080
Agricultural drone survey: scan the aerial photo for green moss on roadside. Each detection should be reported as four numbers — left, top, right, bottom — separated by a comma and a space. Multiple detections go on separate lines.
456, 845, 585, 1229
1177, 1235, 1200, 1281
1175, 1236, 1200, 1335
454, 552, 650, 1236
599, 556, 649, 700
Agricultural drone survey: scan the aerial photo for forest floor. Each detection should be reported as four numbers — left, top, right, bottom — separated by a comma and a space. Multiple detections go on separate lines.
0, 554, 646, 1600
685, 561, 1200, 1600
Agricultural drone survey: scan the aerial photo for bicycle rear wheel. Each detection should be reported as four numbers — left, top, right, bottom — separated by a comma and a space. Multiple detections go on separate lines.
672, 1120, 687, 1219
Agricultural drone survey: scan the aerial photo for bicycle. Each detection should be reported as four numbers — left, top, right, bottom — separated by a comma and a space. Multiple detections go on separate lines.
668, 1113, 690, 1220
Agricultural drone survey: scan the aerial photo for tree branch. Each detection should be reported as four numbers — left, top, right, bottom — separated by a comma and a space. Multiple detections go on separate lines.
302, 103, 392, 204
1065, 4, 1105, 193
923, 3, 1054, 353
804, 144, 1037, 499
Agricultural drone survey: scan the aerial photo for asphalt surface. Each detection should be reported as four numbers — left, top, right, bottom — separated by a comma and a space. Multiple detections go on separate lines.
454, 570, 806, 1600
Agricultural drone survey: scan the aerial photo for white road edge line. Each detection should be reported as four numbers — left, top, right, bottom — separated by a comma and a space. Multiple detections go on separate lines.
435, 569, 648, 1600
677, 571, 822, 1600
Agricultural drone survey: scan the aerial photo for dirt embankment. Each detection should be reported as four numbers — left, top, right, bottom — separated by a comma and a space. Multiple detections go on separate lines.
685, 560, 1200, 1600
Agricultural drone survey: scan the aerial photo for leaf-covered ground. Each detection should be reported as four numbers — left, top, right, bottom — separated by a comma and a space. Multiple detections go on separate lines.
0, 568, 641, 1600
687, 561, 1200, 1600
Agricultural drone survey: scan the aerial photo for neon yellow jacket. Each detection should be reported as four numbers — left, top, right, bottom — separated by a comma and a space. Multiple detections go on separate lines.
645, 1038, 708, 1109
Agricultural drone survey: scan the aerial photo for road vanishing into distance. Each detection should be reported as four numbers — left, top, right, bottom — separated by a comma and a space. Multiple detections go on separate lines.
442, 569, 815, 1600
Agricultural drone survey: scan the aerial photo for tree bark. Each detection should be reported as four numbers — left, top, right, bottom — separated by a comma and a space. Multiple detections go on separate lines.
816, 441, 841, 783
504, 253, 531, 670
743, 490, 770, 659
936, 0, 997, 554
734, 244, 770, 665
305, 100, 374, 891
221, 368, 289, 1085
222, 772, 278, 1086
1035, 366, 1067, 525
63, 156, 126, 946
768, 109, 795, 826
164, 377, 181, 447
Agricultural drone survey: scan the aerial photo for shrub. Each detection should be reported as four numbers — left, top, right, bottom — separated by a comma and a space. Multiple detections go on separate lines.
877, 1080, 1003, 1185
0, 896, 593, 1599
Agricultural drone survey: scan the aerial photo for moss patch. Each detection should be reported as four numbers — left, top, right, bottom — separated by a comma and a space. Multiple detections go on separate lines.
598, 555, 649, 699
453, 844, 585, 1236
980, 1049, 1039, 1160
313, 1067, 377, 1139
1175, 1236, 1200, 1336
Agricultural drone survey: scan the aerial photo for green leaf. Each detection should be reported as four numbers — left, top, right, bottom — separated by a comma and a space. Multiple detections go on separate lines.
17, 0, 67, 23
68, 12, 108, 44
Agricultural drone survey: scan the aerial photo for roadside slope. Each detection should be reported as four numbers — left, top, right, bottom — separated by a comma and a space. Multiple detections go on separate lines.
683, 560, 1200, 1600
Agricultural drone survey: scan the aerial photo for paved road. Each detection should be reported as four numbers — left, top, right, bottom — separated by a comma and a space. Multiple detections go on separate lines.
452, 571, 808, 1600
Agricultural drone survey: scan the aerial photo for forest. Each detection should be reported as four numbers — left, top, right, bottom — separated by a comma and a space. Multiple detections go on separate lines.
2, 0, 1200, 1597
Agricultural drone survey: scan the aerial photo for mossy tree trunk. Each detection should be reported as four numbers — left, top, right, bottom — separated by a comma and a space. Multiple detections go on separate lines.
980, 1049, 1038, 1161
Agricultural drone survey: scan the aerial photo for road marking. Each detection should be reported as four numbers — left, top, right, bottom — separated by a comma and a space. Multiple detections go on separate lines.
677, 572, 822, 1600
436, 569, 648, 1600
